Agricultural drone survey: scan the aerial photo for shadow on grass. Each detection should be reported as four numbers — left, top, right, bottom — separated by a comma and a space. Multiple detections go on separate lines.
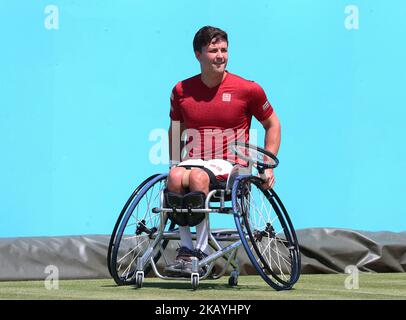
101, 281, 269, 292
140, 281, 238, 291
137, 282, 301, 297
99, 276, 299, 293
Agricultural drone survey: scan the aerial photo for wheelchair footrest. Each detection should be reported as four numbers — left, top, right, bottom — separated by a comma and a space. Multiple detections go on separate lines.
183, 191, 206, 209
164, 190, 207, 227
165, 191, 183, 209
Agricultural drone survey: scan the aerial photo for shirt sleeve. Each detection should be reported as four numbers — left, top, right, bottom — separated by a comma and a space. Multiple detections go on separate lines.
169, 84, 183, 122
247, 82, 274, 122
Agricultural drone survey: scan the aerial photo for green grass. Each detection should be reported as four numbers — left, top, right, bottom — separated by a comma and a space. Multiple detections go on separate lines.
1, 273, 405, 300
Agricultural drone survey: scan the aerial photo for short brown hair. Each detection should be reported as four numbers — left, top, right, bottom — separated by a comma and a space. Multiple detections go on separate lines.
193, 26, 228, 53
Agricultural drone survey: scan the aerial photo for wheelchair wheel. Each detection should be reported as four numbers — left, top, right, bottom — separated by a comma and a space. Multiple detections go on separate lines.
191, 274, 199, 291
135, 271, 144, 288
228, 270, 239, 286
232, 175, 301, 290
107, 174, 160, 277
109, 173, 175, 285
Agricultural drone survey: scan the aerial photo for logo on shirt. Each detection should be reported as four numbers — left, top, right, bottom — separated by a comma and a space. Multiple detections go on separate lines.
262, 101, 270, 111
222, 93, 232, 102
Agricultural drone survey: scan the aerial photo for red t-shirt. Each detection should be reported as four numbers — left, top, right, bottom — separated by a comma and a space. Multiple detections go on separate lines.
170, 72, 273, 164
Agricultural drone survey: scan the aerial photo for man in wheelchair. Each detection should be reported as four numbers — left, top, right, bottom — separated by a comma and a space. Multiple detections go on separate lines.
164, 25, 281, 277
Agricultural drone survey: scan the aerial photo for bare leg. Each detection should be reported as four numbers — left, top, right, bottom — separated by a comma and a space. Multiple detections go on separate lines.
188, 168, 210, 195
167, 167, 211, 253
167, 166, 194, 249
167, 167, 186, 194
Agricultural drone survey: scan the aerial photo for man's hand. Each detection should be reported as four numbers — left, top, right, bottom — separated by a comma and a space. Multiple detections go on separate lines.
261, 168, 275, 190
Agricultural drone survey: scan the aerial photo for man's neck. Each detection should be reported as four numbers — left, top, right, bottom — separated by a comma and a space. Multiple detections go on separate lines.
200, 71, 227, 88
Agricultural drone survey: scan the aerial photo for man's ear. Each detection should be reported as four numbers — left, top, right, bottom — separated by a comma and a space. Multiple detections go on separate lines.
194, 50, 201, 61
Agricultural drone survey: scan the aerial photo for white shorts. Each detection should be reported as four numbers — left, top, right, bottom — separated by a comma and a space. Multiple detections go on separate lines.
177, 159, 234, 181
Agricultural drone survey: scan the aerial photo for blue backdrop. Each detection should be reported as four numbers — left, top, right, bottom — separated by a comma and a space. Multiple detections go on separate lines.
1, 0, 405, 237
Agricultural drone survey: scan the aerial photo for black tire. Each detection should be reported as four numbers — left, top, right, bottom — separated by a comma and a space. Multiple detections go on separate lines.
135, 272, 144, 289
191, 274, 199, 291
109, 173, 175, 285
107, 174, 160, 277
228, 274, 238, 286
232, 175, 301, 290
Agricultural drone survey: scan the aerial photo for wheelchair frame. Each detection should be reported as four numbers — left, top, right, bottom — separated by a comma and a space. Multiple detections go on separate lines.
108, 170, 301, 291
135, 186, 244, 289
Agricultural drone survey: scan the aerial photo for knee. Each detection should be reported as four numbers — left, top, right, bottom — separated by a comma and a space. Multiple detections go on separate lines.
189, 169, 210, 186
168, 167, 185, 185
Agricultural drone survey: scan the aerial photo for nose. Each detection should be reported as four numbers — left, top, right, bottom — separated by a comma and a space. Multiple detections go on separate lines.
216, 50, 224, 60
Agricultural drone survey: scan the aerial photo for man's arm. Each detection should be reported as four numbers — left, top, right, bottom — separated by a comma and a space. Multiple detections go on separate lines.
261, 111, 281, 155
168, 120, 185, 167
260, 112, 281, 188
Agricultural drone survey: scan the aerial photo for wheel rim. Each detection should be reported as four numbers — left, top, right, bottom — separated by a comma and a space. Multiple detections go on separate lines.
234, 176, 300, 289
111, 174, 169, 284
107, 174, 160, 277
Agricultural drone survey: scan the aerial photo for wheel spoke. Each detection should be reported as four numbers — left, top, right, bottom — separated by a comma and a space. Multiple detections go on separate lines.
237, 177, 300, 289
110, 175, 171, 285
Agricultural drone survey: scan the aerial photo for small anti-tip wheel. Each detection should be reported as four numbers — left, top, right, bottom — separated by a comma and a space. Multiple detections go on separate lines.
228, 271, 239, 286
135, 271, 144, 289
191, 274, 199, 291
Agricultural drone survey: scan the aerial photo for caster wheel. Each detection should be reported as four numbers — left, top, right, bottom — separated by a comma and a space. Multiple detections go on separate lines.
135, 271, 144, 288
228, 271, 239, 286
191, 274, 199, 290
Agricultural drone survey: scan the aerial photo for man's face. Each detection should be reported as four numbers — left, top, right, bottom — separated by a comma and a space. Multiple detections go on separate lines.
196, 38, 228, 75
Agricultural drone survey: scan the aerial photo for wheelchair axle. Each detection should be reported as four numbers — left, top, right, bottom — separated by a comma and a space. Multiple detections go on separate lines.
253, 223, 276, 242
136, 220, 157, 238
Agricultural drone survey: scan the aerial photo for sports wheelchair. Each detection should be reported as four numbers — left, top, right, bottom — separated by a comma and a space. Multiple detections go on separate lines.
107, 142, 301, 290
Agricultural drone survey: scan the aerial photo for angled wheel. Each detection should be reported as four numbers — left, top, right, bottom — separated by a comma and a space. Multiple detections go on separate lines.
107, 174, 160, 277
109, 173, 175, 285
232, 175, 301, 290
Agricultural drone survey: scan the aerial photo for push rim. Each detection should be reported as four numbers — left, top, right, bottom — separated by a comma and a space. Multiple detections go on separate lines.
230, 141, 279, 170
